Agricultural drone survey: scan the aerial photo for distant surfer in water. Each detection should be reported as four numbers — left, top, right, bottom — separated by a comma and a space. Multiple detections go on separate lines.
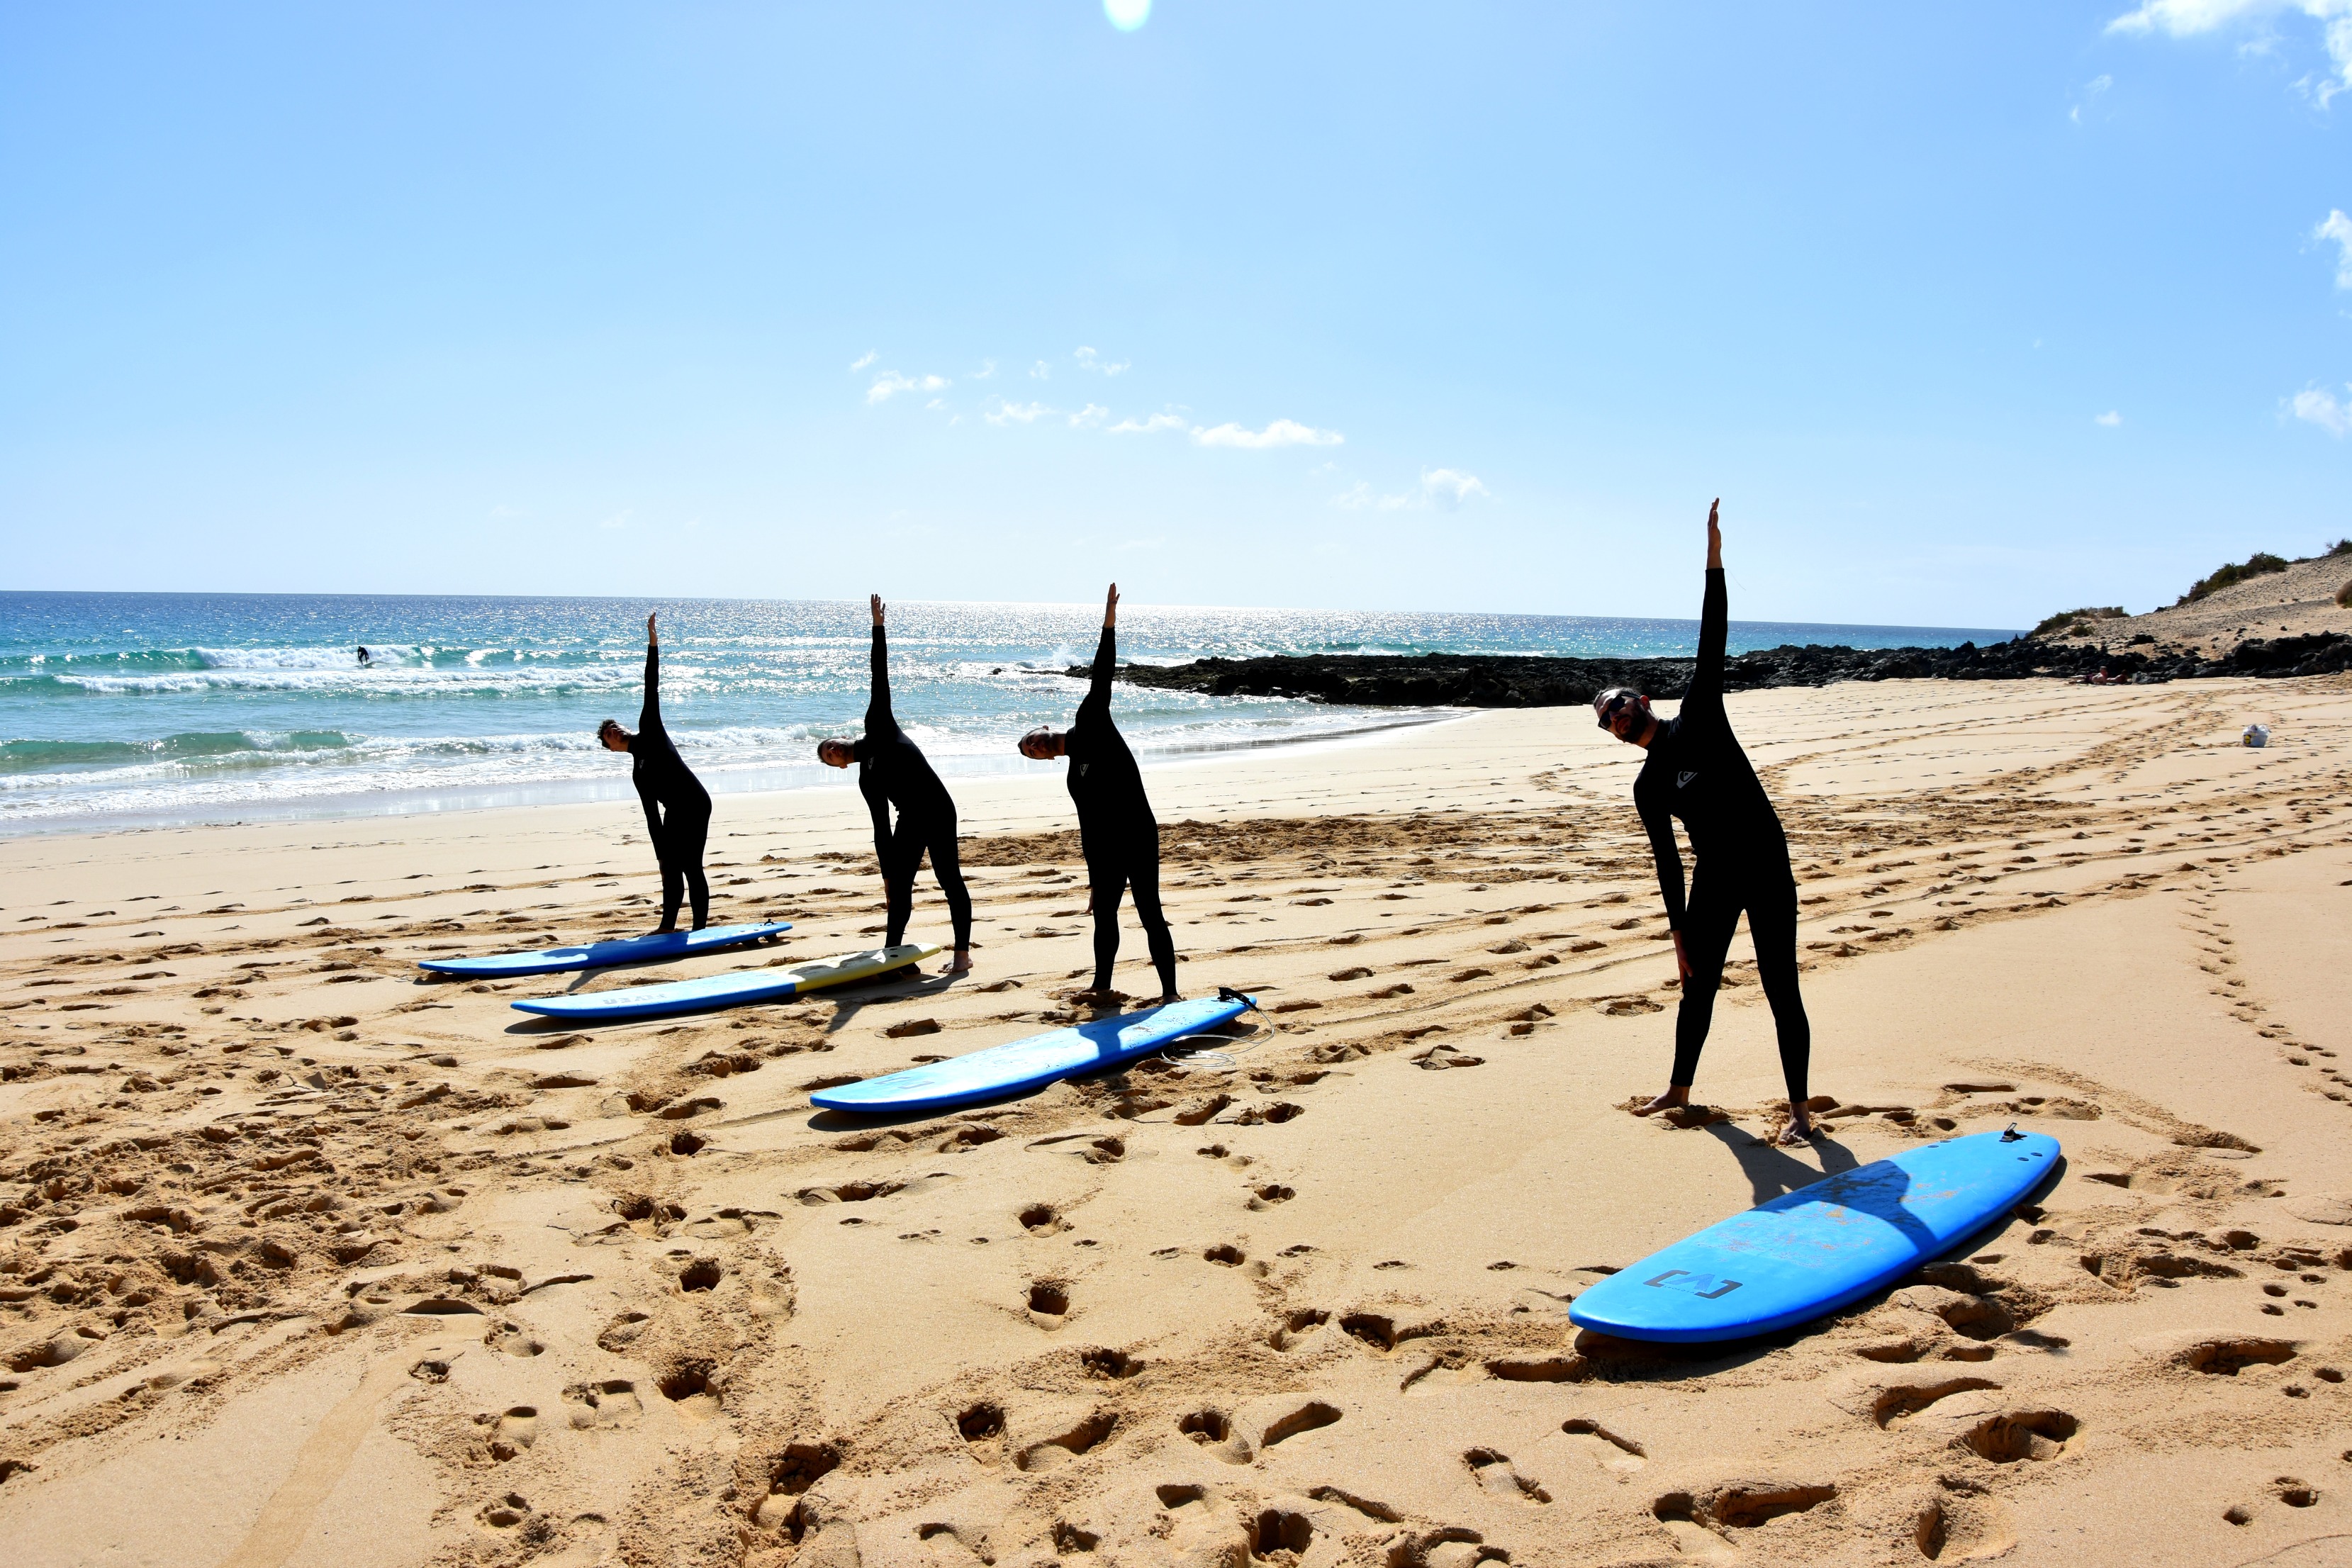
1596, 500, 1815, 1146
1018, 583, 1179, 1005
599, 612, 712, 933
818, 595, 974, 975
355, 646, 371, 666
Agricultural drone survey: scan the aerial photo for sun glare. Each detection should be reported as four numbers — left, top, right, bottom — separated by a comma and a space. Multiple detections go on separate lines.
1104, 0, 1150, 33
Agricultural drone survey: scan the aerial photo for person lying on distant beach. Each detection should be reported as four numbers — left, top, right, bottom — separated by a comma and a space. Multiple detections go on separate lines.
1018, 583, 1180, 1006
598, 612, 712, 933
818, 595, 974, 975
1595, 500, 1816, 1146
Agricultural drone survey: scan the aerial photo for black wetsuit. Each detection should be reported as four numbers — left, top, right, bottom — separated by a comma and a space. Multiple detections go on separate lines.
852, 626, 972, 951
1633, 567, 1811, 1105
629, 644, 712, 931
1066, 625, 1177, 997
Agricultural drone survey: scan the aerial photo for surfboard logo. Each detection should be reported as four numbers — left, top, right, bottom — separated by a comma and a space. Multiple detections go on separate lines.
1676, 771, 1698, 788
1642, 1268, 1742, 1299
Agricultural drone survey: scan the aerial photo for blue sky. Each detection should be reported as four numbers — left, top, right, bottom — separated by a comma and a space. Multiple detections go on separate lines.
2, 1, 2346, 627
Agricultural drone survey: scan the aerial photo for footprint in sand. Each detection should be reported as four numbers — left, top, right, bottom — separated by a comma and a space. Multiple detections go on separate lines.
488, 1406, 537, 1460
1013, 1410, 1117, 1472
597, 1311, 651, 1352
483, 1320, 544, 1357
1914, 1481, 2016, 1559
1957, 1409, 2078, 1463
1558, 1417, 1647, 1472
1465, 1447, 1551, 1503
1026, 1279, 1071, 1326
563, 1379, 643, 1430
1178, 1407, 1253, 1465
1258, 1399, 1343, 1450
1270, 1309, 1330, 1351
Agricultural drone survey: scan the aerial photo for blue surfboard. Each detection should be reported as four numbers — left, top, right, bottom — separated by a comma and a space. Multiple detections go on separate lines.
1567, 1129, 2061, 1343
418, 922, 791, 979
510, 944, 939, 1022
810, 992, 1255, 1115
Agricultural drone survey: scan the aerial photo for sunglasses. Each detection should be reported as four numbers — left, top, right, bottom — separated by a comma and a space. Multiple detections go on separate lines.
1596, 692, 1645, 728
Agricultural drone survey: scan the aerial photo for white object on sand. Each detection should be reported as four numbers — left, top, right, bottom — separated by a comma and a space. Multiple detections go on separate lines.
2243, 723, 2270, 748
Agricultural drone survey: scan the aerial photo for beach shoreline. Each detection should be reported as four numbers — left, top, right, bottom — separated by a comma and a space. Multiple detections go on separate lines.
2, 673, 2349, 1567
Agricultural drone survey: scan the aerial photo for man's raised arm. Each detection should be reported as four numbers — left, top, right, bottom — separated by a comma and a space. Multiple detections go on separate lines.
1688, 499, 1727, 708
864, 593, 896, 738
1079, 583, 1119, 724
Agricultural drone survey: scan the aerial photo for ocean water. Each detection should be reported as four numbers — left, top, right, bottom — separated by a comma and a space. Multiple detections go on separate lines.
0, 592, 2020, 832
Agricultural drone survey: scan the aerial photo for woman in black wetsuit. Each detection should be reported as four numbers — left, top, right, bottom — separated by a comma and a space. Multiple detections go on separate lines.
817, 595, 974, 974
599, 612, 712, 933
1017, 583, 1179, 1005
1594, 502, 1816, 1146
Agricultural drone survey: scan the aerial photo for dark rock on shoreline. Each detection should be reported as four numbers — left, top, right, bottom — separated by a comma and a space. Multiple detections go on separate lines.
1071, 632, 2352, 709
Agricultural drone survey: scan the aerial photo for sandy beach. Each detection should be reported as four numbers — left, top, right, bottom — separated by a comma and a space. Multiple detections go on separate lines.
2, 673, 2348, 1568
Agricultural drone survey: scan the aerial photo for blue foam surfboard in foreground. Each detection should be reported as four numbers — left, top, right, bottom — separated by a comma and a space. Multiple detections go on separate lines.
1567, 1128, 2061, 1344
418, 922, 792, 979
509, 943, 939, 1022
811, 992, 1255, 1115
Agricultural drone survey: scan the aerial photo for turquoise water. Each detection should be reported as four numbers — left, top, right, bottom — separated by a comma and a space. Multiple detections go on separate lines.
0, 592, 2020, 831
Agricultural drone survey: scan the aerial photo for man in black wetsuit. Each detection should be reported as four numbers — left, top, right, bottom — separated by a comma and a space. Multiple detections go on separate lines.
598, 612, 712, 933
817, 595, 974, 975
1596, 501, 1815, 1146
1017, 583, 1180, 1005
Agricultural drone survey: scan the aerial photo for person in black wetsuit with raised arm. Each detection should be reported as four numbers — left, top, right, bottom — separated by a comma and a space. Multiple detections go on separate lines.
817, 595, 974, 975
598, 612, 712, 933
1594, 501, 1816, 1147
1017, 583, 1180, 1005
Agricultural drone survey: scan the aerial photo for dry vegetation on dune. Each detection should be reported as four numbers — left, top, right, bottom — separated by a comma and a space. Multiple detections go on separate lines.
2035, 544, 2352, 656
1, 678, 2351, 1567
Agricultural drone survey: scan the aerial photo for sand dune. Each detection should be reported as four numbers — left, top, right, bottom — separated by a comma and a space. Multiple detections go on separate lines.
2, 674, 2348, 1567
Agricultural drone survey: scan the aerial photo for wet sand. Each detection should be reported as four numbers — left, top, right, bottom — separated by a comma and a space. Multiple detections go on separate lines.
2, 674, 2348, 1567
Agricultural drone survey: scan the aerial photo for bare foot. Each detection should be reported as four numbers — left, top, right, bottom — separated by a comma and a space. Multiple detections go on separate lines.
939, 949, 973, 975
1155, 992, 1182, 1006
1068, 987, 1127, 1008
1632, 1087, 1690, 1117
1774, 1119, 1815, 1148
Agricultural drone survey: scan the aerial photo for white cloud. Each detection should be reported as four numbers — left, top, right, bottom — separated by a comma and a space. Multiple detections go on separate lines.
1420, 468, 1490, 508
2291, 383, 2352, 434
2107, 1, 2352, 103
849, 349, 878, 371
1193, 418, 1344, 449
985, 401, 1051, 425
867, 371, 949, 405
2095, 410, 2124, 426
2071, 74, 2115, 122
1030, 361, 1052, 380
1068, 403, 1109, 430
971, 359, 997, 379
1333, 469, 1492, 511
1107, 411, 1187, 435
1075, 346, 1131, 376
2318, 209, 2352, 286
